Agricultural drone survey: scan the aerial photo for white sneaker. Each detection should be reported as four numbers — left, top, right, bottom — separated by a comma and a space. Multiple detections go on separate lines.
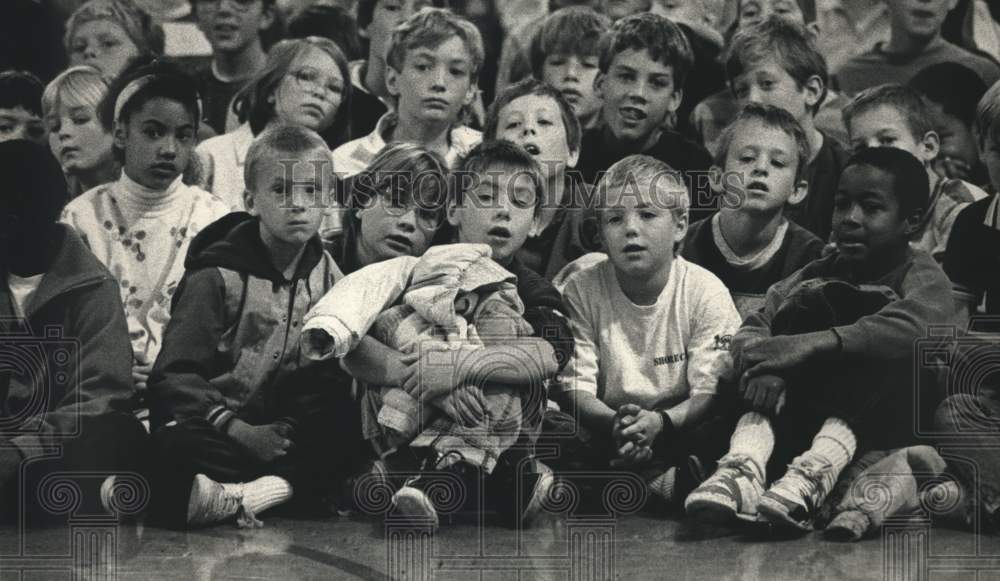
186, 474, 245, 528
100, 475, 117, 514
392, 480, 439, 531
685, 454, 765, 522
758, 455, 834, 531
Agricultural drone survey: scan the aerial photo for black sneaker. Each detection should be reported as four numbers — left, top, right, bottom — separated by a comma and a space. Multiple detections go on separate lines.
487, 450, 555, 528
390, 451, 478, 531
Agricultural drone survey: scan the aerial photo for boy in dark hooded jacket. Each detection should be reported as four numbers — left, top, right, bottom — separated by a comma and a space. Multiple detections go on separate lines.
148, 125, 360, 529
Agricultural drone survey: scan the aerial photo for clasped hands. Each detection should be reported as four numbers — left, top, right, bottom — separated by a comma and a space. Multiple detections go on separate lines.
609, 404, 665, 468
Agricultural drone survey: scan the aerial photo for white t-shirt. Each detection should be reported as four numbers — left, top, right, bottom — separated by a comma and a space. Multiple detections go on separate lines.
6, 273, 44, 317
553, 254, 741, 414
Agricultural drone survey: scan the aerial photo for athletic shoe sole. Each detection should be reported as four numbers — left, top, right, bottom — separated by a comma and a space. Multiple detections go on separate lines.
392, 486, 439, 531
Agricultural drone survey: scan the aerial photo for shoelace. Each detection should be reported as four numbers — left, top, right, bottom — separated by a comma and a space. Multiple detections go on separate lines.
217, 483, 263, 529
713, 454, 760, 484
776, 457, 834, 509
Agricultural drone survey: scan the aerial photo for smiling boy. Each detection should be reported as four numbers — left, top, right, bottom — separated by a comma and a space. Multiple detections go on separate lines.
575, 13, 715, 222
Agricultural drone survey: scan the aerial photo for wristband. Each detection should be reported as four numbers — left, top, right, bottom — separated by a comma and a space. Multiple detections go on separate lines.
656, 409, 675, 443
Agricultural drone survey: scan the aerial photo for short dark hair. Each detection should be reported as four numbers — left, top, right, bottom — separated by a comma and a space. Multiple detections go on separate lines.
842, 83, 935, 142
287, 3, 363, 60
452, 140, 545, 213
725, 16, 828, 114
529, 6, 610, 77
716, 103, 811, 182
597, 12, 694, 89
909, 62, 988, 128
484, 78, 582, 155
842, 146, 929, 219
0, 71, 44, 117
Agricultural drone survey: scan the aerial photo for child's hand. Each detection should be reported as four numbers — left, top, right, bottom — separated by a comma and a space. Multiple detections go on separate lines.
402, 341, 478, 403
228, 420, 293, 464
740, 374, 787, 415
616, 404, 664, 448
610, 440, 653, 468
132, 354, 153, 391
433, 385, 486, 426
740, 334, 822, 377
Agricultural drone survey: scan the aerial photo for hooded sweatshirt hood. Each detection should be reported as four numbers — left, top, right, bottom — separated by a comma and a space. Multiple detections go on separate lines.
184, 212, 325, 283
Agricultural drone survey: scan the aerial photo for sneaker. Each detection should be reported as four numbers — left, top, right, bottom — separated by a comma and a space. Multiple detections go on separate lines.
487, 451, 555, 528
187, 474, 247, 528
758, 455, 834, 531
99, 475, 117, 514
391, 480, 440, 530
647, 455, 706, 511
684, 454, 765, 522
390, 451, 475, 531
824, 509, 871, 542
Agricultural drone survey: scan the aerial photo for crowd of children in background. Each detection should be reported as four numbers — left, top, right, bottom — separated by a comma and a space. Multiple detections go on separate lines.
1, 0, 1000, 541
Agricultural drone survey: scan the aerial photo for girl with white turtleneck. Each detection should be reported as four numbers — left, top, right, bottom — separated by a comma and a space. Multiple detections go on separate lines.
61, 62, 229, 393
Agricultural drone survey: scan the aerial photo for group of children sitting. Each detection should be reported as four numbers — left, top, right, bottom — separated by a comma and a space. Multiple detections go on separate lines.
1, 0, 1000, 544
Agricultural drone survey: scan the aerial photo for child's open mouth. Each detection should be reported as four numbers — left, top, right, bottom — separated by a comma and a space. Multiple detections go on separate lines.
384, 235, 413, 252
522, 143, 541, 155
622, 243, 646, 257
619, 107, 647, 122
746, 181, 770, 195
487, 226, 512, 241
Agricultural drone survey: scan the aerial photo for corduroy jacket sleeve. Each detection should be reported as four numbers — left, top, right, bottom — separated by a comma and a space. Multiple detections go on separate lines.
148, 267, 230, 429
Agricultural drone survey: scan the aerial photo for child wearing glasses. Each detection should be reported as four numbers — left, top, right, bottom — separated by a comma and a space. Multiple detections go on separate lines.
197, 37, 353, 212
331, 8, 484, 178
308, 140, 573, 530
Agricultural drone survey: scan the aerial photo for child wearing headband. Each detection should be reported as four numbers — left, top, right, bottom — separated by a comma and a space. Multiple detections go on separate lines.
61, 61, 229, 402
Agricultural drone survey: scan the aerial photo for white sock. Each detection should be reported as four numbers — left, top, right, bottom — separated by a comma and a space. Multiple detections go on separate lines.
801, 417, 856, 491
728, 412, 774, 477
241, 475, 293, 516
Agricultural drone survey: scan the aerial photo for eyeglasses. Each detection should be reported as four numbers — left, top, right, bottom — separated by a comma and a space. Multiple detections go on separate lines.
290, 67, 344, 103
376, 190, 444, 232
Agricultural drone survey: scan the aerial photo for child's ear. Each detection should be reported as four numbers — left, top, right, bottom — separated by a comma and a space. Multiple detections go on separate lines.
919, 130, 941, 164
673, 211, 689, 244
903, 206, 924, 238
708, 165, 724, 193
385, 66, 401, 99
567, 146, 580, 169
258, 2, 276, 31
113, 121, 127, 151
594, 72, 606, 100
789, 179, 809, 206
243, 190, 257, 215
803, 74, 824, 110
446, 198, 461, 227
665, 87, 684, 114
